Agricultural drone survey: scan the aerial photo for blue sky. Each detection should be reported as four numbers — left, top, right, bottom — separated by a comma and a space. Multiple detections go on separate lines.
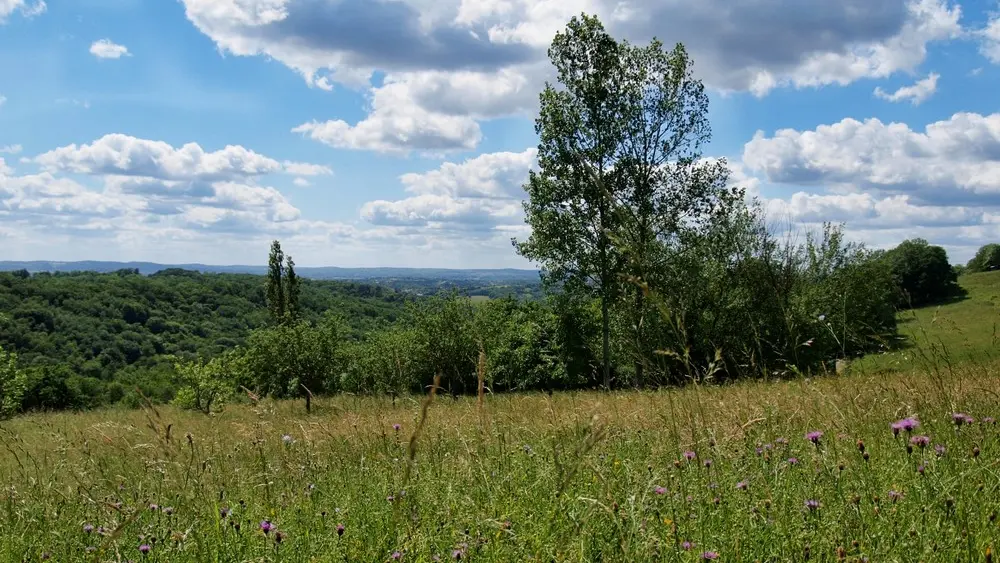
1, 0, 1000, 268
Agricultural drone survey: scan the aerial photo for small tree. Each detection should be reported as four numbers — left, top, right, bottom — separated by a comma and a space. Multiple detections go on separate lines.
285, 255, 300, 320
0, 345, 27, 419
886, 238, 960, 308
172, 353, 237, 414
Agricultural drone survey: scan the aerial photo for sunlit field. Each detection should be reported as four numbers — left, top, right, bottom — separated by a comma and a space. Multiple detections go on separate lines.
3, 360, 1000, 562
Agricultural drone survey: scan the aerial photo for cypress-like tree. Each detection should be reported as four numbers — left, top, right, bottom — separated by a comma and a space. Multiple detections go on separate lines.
285, 255, 300, 320
266, 240, 286, 322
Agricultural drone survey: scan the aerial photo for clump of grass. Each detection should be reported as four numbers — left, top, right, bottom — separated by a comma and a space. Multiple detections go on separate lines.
1, 361, 1000, 561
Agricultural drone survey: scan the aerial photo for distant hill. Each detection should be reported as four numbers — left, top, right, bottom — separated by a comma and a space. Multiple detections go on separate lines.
0, 260, 541, 283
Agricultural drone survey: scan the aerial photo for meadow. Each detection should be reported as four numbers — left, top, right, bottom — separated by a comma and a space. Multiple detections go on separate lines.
3, 356, 1000, 562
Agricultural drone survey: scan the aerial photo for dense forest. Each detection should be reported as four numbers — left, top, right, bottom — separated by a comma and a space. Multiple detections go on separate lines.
0, 15, 998, 418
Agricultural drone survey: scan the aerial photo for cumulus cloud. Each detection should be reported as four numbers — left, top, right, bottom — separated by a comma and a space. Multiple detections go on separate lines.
34, 134, 282, 181
89, 39, 130, 59
874, 72, 939, 105
742, 112, 1000, 207
361, 148, 536, 230
0, 144, 22, 154
292, 177, 310, 187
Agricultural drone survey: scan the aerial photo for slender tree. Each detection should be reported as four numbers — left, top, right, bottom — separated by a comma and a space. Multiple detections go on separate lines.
515, 14, 630, 389
285, 255, 300, 320
266, 240, 286, 322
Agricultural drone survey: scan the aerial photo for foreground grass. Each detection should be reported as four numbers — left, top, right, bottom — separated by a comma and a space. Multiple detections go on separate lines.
3, 364, 1000, 562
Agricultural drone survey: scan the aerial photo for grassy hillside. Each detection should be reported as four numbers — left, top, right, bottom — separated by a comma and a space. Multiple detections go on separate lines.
2, 362, 998, 561
857, 270, 1000, 372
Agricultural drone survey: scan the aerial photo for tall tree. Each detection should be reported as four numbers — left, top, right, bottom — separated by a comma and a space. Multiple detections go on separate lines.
285, 255, 300, 320
515, 14, 629, 389
266, 240, 286, 322
967, 243, 1000, 273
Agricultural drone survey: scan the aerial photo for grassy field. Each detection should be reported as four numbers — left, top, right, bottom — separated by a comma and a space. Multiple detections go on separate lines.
855, 271, 1000, 374
2, 361, 1000, 561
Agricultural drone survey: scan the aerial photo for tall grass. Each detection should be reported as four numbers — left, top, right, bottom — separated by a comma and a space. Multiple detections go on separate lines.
2, 358, 999, 561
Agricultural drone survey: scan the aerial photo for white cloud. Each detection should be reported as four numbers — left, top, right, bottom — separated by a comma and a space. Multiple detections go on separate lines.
89, 39, 130, 59
981, 11, 1000, 64
0, 144, 22, 154
35, 134, 282, 181
0, 0, 44, 21
742, 112, 1000, 206
282, 161, 332, 176
293, 78, 482, 153
873, 72, 939, 105
292, 177, 310, 187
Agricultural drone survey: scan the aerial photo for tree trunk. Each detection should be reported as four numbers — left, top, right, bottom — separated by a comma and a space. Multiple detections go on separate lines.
305, 392, 311, 414
601, 296, 611, 390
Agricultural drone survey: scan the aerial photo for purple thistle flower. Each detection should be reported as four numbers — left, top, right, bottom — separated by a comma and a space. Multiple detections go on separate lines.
260, 520, 273, 534
917, 464, 925, 475
683, 450, 696, 461
387, 494, 395, 502
736, 480, 748, 490
701, 552, 720, 560
703, 459, 713, 468
952, 413, 974, 426
220, 507, 230, 519
139, 544, 151, 555
681, 541, 694, 551
935, 443, 947, 457
888, 490, 903, 502
337, 524, 345, 536
805, 499, 821, 511
163, 507, 174, 516
755, 447, 763, 456
910, 435, 930, 448
788, 457, 799, 465
654, 486, 666, 495
806, 431, 823, 444
775, 437, 788, 445
393, 424, 401, 431
274, 531, 285, 544
392, 551, 403, 560
148, 504, 158, 511
892, 417, 919, 435
83, 524, 94, 534
983, 417, 996, 425
282, 434, 294, 445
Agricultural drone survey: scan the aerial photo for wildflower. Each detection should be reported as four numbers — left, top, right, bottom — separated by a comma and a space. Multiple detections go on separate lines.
737, 481, 748, 490
806, 431, 823, 444
41, 553, 50, 560
83, 524, 94, 534
755, 447, 763, 456
387, 495, 395, 502
788, 457, 799, 465
139, 544, 151, 555
910, 435, 930, 449
888, 490, 903, 502
935, 444, 947, 457
220, 507, 230, 519
149, 504, 158, 511
452, 549, 464, 560
983, 417, 996, 425
393, 424, 401, 432
805, 499, 821, 511
818, 314, 826, 322
654, 486, 666, 495
701, 551, 720, 560
522, 445, 533, 454
392, 551, 403, 560
857, 439, 865, 453
973, 446, 981, 458
917, 464, 925, 475
683, 450, 696, 461
681, 541, 694, 551
260, 520, 273, 534
703, 459, 713, 468
274, 531, 285, 544
953, 413, 974, 426
336, 524, 345, 536
163, 507, 174, 516
892, 417, 919, 435
775, 437, 788, 445
282, 434, 294, 445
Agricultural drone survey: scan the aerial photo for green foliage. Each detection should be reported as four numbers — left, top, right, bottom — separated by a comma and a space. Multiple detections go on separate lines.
885, 238, 961, 308
341, 326, 428, 395
967, 243, 1000, 273
0, 345, 26, 418
266, 240, 286, 321
172, 353, 239, 413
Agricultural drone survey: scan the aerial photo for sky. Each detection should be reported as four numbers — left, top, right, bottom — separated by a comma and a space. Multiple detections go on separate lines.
1, 0, 999, 268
